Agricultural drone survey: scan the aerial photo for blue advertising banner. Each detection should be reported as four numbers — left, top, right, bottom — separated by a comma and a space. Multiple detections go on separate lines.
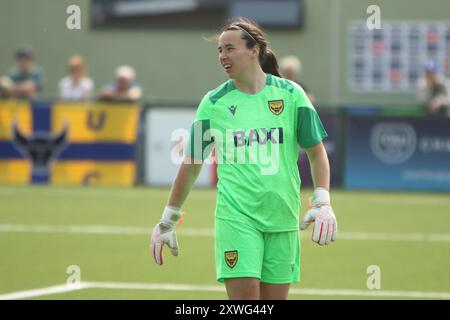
344, 116, 450, 191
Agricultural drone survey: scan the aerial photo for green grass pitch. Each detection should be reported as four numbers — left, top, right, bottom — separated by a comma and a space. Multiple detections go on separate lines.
0, 185, 449, 300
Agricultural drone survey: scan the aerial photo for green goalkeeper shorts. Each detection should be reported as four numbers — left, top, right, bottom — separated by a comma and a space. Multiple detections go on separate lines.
215, 217, 301, 284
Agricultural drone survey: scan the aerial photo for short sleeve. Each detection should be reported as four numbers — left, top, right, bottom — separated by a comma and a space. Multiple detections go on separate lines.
185, 94, 214, 160
293, 85, 327, 149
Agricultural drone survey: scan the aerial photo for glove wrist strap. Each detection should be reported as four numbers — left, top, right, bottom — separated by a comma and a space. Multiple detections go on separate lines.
311, 187, 330, 206
160, 206, 182, 227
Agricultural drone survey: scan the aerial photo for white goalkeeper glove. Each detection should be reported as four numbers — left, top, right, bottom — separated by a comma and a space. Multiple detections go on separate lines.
300, 187, 338, 246
151, 206, 182, 265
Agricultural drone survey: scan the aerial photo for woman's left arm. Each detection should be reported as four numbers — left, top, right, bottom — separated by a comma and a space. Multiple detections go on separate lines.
305, 142, 330, 191
301, 141, 337, 245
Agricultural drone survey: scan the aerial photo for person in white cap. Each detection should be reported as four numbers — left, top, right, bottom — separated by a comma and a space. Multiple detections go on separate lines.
98, 65, 142, 102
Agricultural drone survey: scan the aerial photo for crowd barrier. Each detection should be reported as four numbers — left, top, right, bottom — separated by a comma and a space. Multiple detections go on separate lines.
1, 100, 449, 191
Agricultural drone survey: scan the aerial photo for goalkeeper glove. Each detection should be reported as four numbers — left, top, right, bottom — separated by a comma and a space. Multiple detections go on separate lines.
151, 206, 182, 265
300, 187, 338, 245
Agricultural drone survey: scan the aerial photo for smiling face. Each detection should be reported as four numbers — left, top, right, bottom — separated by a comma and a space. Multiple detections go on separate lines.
218, 30, 259, 80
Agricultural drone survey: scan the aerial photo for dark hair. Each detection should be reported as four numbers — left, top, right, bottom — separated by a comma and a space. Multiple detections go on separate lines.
222, 17, 281, 77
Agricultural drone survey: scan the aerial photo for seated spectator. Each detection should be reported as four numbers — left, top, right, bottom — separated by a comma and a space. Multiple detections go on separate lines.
98, 65, 142, 103
416, 61, 450, 116
59, 55, 94, 101
280, 55, 315, 103
1, 47, 44, 100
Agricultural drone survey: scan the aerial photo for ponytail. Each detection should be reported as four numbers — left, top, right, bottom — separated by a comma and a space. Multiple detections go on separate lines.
260, 48, 281, 77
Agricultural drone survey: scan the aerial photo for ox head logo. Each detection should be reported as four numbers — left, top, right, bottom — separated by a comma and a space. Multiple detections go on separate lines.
12, 121, 69, 175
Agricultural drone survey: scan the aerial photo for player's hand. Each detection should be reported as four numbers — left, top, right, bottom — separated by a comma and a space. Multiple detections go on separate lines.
300, 188, 337, 245
151, 206, 182, 265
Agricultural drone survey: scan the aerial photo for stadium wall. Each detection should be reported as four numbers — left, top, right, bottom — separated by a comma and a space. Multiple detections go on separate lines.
1, 0, 449, 107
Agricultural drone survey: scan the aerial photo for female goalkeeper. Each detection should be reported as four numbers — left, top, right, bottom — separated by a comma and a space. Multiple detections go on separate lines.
151, 17, 337, 300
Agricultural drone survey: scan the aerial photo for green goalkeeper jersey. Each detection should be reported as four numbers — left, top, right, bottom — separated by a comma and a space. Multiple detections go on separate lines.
187, 74, 327, 232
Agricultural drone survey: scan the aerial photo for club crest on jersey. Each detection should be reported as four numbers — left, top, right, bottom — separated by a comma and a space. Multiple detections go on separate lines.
225, 250, 238, 268
268, 100, 284, 115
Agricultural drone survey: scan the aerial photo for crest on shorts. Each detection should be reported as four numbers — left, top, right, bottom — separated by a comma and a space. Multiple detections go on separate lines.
225, 250, 238, 268
268, 100, 284, 115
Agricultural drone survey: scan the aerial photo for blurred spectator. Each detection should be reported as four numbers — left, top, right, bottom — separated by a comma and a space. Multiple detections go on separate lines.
59, 55, 94, 101
0, 76, 14, 99
280, 55, 315, 103
98, 65, 142, 102
0, 47, 44, 100
416, 61, 450, 116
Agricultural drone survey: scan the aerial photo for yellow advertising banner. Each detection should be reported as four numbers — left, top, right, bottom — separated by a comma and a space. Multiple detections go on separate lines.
0, 100, 140, 186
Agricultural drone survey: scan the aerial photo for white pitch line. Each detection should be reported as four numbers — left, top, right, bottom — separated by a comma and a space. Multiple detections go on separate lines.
0, 224, 450, 243
288, 287, 450, 299
0, 283, 89, 300
86, 281, 225, 293
0, 224, 151, 236
84, 281, 450, 299
0, 187, 449, 206
0, 224, 212, 237
1, 281, 450, 300
0, 187, 211, 199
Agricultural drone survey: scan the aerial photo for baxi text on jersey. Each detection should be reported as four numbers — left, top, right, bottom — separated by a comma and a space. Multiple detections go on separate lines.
233, 127, 284, 147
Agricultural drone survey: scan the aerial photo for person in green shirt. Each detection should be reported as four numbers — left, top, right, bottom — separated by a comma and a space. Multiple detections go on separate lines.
2, 47, 44, 100
151, 17, 338, 300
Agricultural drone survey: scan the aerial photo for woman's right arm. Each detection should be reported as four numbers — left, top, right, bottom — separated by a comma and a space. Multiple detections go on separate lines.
150, 158, 204, 265
166, 159, 204, 209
